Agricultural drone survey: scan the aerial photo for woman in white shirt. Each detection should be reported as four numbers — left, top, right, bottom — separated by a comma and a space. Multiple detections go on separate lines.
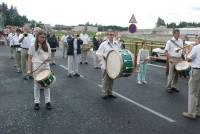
27, 30, 52, 110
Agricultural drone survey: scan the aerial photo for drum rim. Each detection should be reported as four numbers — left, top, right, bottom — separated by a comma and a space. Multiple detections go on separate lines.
175, 61, 191, 71
35, 69, 51, 81
106, 50, 123, 79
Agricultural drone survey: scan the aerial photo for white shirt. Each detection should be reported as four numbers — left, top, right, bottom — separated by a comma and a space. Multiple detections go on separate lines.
61, 35, 68, 43
19, 33, 34, 49
187, 44, 200, 68
10, 34, 21, 51
137, 48, 150, 64
80, 33, 89, 44
8, 33, 15, 46
73, 38, 78, 50
165, 37, 183, 58
96, 40, 121, 70
28, 43, 51, 70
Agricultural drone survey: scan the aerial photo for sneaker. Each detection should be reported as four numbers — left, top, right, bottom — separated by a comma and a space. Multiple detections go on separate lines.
73, 73, 80, 77
84, 62, 88, 64
46, 102, 52, 110
182, 112, 196, 120
137, 81, 142, 85
142, 81, 147, 84
80, 62, 83, 64
34, 103, 40, 110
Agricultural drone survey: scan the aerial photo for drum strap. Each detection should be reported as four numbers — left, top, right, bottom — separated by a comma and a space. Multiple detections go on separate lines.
26, 59, 49, 76
170, 40, 182, 49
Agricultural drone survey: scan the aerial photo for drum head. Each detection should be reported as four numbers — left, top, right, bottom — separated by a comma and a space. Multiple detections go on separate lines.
175, 61, 190, 71
35, 70, 51, 81
106, 50, 122, 79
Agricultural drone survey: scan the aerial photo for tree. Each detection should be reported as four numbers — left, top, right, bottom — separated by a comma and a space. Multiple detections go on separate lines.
156, 17, 166, 27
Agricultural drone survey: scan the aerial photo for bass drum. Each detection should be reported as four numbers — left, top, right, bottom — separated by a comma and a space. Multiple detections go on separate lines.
106, 50, 134, 79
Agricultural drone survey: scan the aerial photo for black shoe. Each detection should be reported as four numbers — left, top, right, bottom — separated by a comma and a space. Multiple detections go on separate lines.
109, 94, 117, 99
171, 87, 179, 92
101, 95, 109, 100
52, 63, 56, 65
29, 76, 33, 79
68, 74, 73, 78
84, 62, 88, 64
34, 103, 40, 110
46, 102, 52, 110
80, 62, 83, 64
23, 76, 28, 80
167, 88, 173, 93
73, 73, 80, 77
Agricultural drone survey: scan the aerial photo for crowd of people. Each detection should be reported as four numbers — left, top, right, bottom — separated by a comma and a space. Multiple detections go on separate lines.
1, 25, 200, 120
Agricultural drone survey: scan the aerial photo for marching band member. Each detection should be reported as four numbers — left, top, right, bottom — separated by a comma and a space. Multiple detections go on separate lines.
80, 30, 90, 64
8, 27, 16, 59
31, 27, 41, 46
10, 28, 22, 72
60, 32, 68, 58
19, 26, 34, 80
67, 32, 83, 77
27, 30, 52, 110
165, 29, 183, 93
96, 30, 121, 99
136, 44, 150, 84
182, 35, 200, 119
92, 32, 102, 69
47, 32, 59, 65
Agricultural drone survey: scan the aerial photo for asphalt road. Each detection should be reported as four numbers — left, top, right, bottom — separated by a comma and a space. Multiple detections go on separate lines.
0, 45, 199, 134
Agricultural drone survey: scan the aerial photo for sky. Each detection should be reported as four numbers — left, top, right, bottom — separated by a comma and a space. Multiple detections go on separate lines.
2, 0, 200, 29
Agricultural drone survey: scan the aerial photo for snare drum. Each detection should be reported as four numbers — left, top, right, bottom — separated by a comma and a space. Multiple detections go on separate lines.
106, 50, 134, 79
175, 61, 190, 71
35, 70, 56, 88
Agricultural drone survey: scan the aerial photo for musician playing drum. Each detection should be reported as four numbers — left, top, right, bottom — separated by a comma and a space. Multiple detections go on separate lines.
27, 30, 52, 110
96, 29, 121, 99
182, 35, 200, 119
165, 29, 183, 93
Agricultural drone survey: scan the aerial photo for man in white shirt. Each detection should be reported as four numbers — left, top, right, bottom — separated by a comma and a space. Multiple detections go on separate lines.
8, 27, 16, 59
165, 29, 183, 93
80, 30, 90, 64
96, 30, 121, 99
60, 32, 68, 58
10, 28, 22, 72
19, 26, 34, 80
182, 35, 200, 119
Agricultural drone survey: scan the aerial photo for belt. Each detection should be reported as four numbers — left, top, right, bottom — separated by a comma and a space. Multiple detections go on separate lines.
21, 47, 29, 50
192, 68, 200, 69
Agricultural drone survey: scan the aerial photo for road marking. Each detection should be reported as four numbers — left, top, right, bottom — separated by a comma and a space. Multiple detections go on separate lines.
59, 65, 85, 78
59, 64, 175, 123
113, 91, 175, 123
148, 63, 166, 69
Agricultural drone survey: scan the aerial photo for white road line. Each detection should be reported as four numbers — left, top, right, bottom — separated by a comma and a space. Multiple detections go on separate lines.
59, 65, 85, 78
59, 64, 175, 123
148, 64, 166, 69
113, 91, 175, 123
60, 65, 68, 70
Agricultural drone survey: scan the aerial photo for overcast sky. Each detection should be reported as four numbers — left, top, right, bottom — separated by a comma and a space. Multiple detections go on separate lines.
2, 0, 200, 29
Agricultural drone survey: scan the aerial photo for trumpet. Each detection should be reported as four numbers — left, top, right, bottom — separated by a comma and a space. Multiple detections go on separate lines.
175, 43, 194, 52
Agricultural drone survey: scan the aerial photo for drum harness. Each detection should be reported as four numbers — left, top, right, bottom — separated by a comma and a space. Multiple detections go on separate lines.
26, 59, 50, 76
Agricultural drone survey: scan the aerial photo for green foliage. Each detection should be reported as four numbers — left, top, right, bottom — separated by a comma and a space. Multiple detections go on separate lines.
0, 2, 42, 27
156, 17, 166, 27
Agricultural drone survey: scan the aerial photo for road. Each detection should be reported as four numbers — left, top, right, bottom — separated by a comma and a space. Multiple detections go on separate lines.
0, 45, 199, 134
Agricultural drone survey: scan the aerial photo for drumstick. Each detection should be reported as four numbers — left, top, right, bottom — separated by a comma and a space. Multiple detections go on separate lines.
26, 59, 50, 76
